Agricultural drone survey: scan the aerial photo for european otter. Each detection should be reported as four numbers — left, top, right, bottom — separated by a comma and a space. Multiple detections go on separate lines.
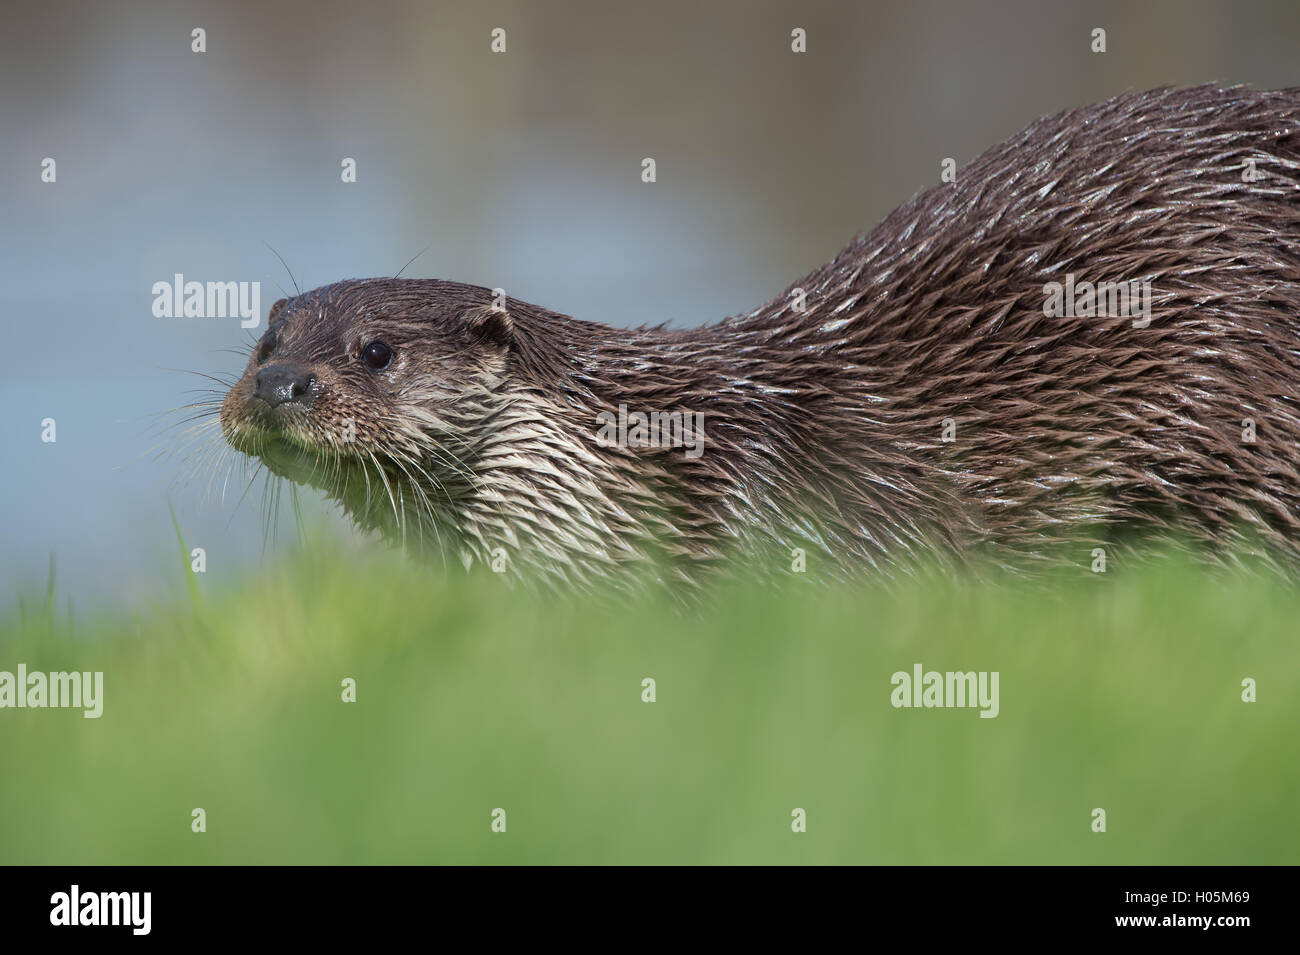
220, 85, 1300, 591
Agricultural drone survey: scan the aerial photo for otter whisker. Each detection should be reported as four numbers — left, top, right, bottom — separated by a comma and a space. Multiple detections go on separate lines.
290, 483, 306, 544
224, 461, 267, 532
157, 368, 241, 391
389, 454, 441, 555
365, 449, 404, 547
394, 243, 433, 281
265, 242, 301, 298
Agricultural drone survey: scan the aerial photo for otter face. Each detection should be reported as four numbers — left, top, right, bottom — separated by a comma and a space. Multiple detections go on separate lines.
220, 279, 515, 539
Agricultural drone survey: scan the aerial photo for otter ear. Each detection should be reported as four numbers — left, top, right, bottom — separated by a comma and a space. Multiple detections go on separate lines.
462, 304, 514, 350
268, 298, 289, 323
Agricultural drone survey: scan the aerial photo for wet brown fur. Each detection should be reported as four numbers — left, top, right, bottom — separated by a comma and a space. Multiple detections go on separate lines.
222, 85, 1300, 592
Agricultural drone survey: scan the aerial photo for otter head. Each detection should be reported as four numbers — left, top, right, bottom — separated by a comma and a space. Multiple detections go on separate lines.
220, 278, 517, 549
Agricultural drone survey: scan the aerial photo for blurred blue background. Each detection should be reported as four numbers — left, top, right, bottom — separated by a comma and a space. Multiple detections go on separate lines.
3, 0, 1298, 608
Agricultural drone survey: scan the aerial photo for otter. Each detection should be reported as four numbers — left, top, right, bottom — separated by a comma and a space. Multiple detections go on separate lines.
220, 85, 1300, 592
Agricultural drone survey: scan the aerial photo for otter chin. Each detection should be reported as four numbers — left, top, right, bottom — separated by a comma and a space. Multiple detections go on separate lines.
221, 85, 1300, 592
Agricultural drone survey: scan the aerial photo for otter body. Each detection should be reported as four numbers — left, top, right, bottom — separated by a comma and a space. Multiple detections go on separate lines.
221, 85, 1300, 590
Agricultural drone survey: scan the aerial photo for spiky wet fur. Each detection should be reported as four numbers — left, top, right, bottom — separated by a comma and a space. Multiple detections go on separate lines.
221, 85, 1300, 593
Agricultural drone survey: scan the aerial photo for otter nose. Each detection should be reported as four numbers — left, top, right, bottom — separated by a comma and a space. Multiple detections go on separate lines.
254, 363, 315, 408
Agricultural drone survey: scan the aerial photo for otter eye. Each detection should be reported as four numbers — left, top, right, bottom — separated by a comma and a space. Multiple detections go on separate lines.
256, 332, 277, 364
361, 340, 393, 372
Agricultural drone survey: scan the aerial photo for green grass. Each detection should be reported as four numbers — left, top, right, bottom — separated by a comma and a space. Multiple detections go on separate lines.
0, 536, 1296, 864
